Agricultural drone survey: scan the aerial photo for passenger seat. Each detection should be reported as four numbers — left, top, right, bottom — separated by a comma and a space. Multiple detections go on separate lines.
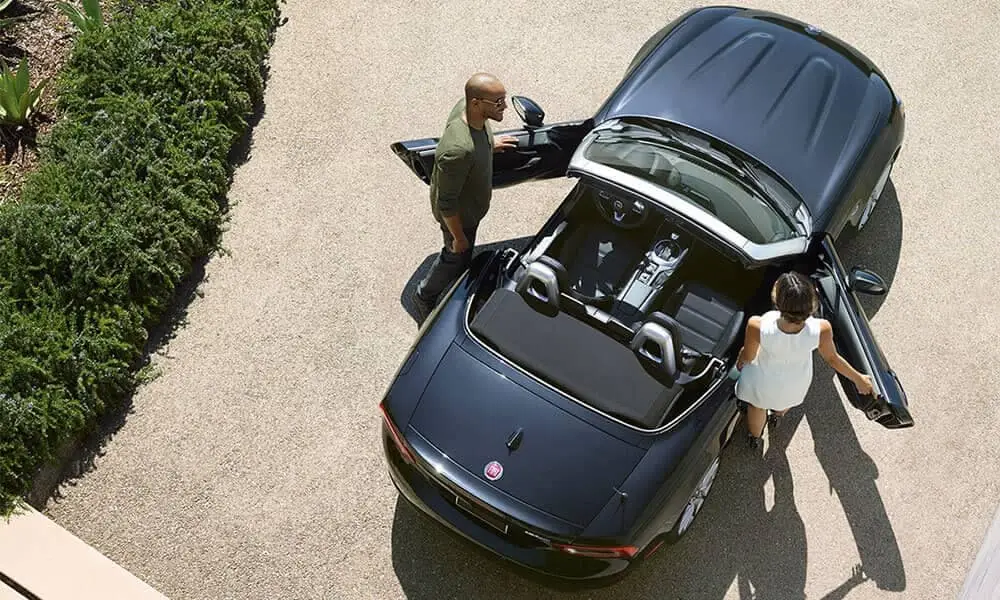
662, 282, 745, 357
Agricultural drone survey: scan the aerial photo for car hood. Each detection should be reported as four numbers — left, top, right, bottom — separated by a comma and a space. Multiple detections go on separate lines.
594, 6, 894, 218
408, 344, 645, 528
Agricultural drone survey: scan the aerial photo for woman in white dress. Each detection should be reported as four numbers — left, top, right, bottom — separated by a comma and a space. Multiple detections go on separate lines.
735, 271, 874, 448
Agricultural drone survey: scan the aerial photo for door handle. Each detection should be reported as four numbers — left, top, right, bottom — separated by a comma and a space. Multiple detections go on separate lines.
514, 156, 542, 171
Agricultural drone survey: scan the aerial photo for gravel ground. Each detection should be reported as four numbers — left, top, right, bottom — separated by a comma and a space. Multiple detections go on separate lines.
42, 1, 1000, 599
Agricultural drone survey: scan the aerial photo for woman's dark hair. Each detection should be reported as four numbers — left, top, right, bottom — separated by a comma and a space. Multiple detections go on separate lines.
772, 271, 818, 323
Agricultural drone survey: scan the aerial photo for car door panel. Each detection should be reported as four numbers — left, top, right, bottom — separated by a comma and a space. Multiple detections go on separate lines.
390, 137, 437, 184
390, 120, 590, 189
812, 235, 912, 429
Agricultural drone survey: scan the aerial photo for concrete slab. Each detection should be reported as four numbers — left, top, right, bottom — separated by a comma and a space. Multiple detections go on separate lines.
0, 506, 167, 599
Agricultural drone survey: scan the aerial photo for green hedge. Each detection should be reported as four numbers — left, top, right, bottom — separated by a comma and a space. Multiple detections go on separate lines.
0, 0, 280, 515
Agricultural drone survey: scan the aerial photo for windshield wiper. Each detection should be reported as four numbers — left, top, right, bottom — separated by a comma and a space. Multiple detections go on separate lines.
732, 156, 765, 189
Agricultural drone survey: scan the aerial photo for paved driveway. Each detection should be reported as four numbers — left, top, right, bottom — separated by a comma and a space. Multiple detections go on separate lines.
44, 1, 1000, 598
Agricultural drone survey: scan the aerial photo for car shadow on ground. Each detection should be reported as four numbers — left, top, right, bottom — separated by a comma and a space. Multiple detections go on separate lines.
398, 236, 534, 324
834, 181, 904, 318
389, 182, 905, 599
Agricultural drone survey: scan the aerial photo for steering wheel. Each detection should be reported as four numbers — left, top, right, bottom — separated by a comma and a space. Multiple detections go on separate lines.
593, 191, 649, 229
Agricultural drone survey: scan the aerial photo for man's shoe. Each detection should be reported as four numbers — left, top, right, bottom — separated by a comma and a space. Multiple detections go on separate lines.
412, 291, 435, 325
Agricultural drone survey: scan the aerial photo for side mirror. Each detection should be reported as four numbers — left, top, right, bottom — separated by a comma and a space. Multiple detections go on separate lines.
849, 266, 888, 296
511, 95, 544, 128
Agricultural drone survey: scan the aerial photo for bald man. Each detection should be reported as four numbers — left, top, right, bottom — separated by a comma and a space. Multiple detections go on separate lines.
412, 73, 518, 324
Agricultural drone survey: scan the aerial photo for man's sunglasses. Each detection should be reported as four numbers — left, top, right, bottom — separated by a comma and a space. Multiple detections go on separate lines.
474, 96, 507, 108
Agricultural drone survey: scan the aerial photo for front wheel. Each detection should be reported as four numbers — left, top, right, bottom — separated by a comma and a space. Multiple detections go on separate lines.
664, 454, 721, 543
854, 156, 895, 232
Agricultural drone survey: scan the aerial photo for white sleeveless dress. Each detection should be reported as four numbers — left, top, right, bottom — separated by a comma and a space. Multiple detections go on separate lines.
735, 310, 821, 411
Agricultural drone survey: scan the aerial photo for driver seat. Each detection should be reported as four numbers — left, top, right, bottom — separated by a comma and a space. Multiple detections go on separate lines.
554, 222, 645, 309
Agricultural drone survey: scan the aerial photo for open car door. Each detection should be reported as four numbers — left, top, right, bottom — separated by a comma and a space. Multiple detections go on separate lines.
390, 96, 589, 189
811, 235, 913, 429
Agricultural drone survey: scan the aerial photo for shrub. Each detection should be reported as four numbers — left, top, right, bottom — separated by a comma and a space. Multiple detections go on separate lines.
0, 0, 280, 515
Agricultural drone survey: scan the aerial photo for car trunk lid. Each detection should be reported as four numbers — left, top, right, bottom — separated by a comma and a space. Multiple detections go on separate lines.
408, 344, 645, 528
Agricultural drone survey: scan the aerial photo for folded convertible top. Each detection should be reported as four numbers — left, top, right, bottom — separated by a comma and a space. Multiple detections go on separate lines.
469, 288, 681, 428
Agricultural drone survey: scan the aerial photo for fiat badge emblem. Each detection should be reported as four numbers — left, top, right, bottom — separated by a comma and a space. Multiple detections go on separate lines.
484, 460, 504, 481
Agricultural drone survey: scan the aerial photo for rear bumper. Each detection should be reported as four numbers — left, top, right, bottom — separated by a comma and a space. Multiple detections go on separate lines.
381, 425, 634, 582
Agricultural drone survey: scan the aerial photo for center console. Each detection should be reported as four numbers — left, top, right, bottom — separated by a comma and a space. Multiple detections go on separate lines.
609, 231, 689, 324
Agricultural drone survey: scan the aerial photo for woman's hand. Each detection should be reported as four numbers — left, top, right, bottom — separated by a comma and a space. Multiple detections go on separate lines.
820, 321, 876, 396
854, 374, 874, 395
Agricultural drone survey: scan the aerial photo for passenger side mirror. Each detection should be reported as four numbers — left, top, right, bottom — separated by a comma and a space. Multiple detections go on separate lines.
511, 95, 544, 128
849, 266, 888, 296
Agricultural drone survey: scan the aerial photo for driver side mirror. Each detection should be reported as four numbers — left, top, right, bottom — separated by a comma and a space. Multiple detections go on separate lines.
511, 95, 544, 128
849, 266, 888, 296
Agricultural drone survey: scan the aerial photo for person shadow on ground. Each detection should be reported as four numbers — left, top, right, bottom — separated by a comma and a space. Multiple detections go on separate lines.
805, 361, 906, 594
733, 424, 810, 600
398, 236, 533, 325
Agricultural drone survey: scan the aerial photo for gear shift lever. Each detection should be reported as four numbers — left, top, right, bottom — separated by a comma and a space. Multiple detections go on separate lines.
610, 230, 689, 322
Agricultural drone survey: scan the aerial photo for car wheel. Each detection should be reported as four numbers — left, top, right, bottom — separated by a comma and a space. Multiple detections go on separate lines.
665, 454, 721, 542
855, 156, 895, 232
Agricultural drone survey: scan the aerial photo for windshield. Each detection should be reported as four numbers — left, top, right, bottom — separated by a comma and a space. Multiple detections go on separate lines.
583, 132, 801, 245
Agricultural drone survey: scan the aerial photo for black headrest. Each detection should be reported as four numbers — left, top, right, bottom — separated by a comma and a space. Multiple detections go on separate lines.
514, 259, 562, 317
534, 255, 568, 289
630, 311, 684, 386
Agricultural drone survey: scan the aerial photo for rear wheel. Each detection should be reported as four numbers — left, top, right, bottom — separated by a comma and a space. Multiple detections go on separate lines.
665, 454, 721, 542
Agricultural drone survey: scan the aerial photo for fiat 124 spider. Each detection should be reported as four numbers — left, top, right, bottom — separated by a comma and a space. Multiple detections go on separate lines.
382, 5, 911, 582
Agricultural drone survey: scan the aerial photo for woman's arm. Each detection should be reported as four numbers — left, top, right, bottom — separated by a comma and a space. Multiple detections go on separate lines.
736, 316, 761, 369
817, 319, 874, 395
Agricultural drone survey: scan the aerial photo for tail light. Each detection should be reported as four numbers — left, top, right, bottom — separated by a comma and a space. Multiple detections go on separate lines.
379, 402, 415, 464
550, 542, 638, 560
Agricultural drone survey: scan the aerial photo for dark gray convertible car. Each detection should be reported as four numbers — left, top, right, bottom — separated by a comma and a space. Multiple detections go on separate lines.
383, 5, 912, 582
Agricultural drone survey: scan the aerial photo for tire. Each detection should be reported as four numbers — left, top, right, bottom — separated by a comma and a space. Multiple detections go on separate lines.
853, 156, 895, 233
664, 454, 721, 543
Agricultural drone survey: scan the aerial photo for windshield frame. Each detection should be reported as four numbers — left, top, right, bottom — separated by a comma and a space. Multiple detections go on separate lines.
609, 117, 809, 223
567, 119, 812, 263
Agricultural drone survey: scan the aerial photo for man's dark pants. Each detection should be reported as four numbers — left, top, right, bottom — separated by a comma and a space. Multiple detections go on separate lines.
414, 221, 479, 315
